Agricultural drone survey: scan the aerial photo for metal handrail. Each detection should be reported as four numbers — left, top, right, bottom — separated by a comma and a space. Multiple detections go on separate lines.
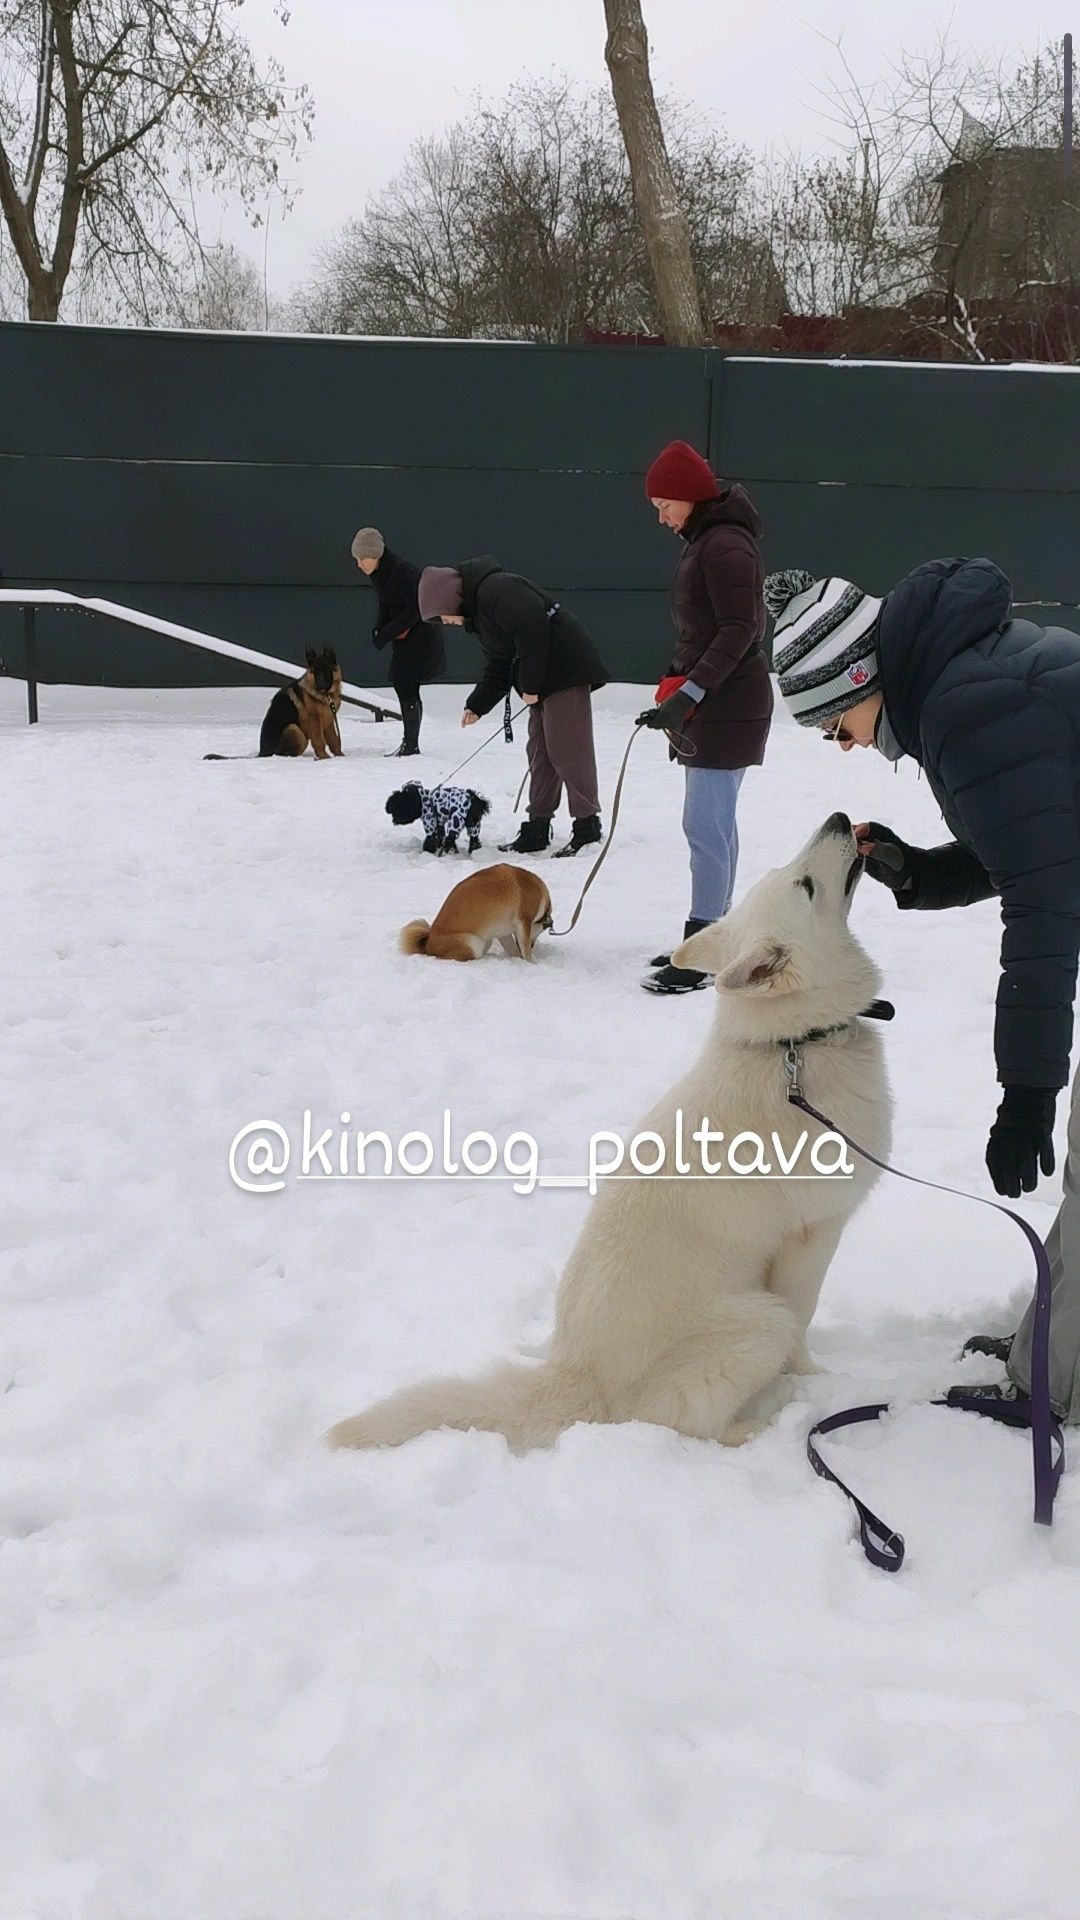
0, 588, 402, 727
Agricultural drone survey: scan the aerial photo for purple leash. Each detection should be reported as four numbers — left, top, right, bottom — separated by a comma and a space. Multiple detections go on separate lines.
786, 1057, 1064, 1572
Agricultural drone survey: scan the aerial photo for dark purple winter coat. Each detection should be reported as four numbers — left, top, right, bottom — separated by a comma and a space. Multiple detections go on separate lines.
665, 488, 773, 770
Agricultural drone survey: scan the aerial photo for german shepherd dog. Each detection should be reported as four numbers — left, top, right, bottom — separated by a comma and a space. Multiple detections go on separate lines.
204, 649, 343, 760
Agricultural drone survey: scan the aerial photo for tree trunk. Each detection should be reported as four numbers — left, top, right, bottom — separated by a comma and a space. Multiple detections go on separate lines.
602, 0, 705, 346
27, 273, 59, 321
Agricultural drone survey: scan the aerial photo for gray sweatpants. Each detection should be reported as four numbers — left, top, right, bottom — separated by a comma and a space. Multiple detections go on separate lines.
1008, 1058, 1080, 1421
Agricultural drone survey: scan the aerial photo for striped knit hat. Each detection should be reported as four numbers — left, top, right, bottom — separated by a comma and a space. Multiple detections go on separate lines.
765, 569, 884, 729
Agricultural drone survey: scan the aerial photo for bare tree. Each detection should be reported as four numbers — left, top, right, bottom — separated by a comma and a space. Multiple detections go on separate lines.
601, 0, 704, 345
0, 0, 312, 323
186, 240, 265, 330
768, 33, 1080, 360
288, 79, 772, 344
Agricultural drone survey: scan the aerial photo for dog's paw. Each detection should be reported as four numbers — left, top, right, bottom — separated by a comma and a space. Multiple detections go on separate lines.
783, 1343, 824, 1376
720, 1419, 766, 1448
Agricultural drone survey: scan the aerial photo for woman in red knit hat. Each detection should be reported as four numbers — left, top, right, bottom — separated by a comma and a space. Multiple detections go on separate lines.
635, 439, 773, 993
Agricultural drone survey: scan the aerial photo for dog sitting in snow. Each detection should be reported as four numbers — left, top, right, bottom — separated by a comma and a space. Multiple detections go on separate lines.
204, 649, 343, 761
328, 814, 891, 1453
386, 780, 490, 855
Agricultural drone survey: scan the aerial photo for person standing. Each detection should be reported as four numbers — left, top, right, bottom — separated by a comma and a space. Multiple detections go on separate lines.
767, 555, 1080, 1424
351, 527, 445, 757
418, 556, 608, 858
636, 441, 773, 995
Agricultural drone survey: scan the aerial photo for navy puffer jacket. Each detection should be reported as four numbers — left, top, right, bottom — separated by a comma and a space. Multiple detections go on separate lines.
877, 556, 1080, 1092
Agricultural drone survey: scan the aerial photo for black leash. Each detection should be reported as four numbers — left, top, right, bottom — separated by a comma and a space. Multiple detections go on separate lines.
429, 705, 527, 795
785, 1034, 1064, 1571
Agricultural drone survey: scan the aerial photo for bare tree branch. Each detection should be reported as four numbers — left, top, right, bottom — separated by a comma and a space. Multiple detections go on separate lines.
0, 0, 312, 320
23, 0, 53, 212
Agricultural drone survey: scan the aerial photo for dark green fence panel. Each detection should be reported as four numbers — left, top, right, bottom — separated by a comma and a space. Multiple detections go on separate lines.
2, 323, 1078, 691
713, 356, 1080, 494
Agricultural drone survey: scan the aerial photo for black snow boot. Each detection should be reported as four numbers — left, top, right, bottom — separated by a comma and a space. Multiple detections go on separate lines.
944, 1381, 1031, 1414
960, 1333, 1015, 1365
642, 915, 715, 996
387, 698, 422, 757
499, 817, 552, 855
648, 916, 711, 971
553, 814, 603, 859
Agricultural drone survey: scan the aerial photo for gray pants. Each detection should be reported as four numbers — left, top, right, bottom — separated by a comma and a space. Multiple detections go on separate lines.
1009, 1059, 1080, 1421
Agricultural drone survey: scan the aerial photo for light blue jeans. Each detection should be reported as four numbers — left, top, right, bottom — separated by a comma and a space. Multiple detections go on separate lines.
682, 767, 746, 922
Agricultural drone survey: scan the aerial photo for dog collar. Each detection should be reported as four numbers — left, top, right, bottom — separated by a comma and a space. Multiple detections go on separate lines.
781, 1000, 894, 1051
780, 1000, 894, 1098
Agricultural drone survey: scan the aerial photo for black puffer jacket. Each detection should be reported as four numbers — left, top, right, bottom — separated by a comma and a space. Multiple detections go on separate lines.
666, 490, 772, 770
877, 556, 1080, 1091
459, 555, 608, 717
369, 548, 445, 684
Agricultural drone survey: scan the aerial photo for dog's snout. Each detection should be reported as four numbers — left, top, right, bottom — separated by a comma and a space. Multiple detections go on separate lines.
821, 811, 852, 840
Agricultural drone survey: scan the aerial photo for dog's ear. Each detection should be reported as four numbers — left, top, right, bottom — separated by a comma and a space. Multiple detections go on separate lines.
324, 649, 338, 667
671, 921, 728, 971
715, 941, 792, 993
305, 648, 317, 667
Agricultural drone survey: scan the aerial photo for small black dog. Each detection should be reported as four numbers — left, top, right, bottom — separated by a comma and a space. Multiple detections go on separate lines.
386, 781, 491, 855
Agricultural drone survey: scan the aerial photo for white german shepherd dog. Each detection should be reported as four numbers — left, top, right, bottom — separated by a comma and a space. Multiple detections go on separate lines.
328, 814, 892, 1453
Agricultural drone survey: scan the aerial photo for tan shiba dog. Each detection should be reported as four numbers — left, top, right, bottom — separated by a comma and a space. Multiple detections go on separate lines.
400, 862, 553, 961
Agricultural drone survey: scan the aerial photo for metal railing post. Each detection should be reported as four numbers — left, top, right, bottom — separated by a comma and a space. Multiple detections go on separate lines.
24, 607, 39, 724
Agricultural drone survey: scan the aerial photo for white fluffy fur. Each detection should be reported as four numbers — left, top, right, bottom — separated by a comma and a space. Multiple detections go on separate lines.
328, 816, 892, 1453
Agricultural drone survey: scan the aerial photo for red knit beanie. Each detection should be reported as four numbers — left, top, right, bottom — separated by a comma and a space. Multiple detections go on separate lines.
644, 440, 720, 503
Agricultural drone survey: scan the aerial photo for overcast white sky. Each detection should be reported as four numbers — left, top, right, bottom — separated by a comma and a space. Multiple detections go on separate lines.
215, 0, 1075, 296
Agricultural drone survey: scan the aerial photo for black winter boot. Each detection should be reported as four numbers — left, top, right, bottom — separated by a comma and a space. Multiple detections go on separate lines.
642, 916, 714, 996
960, 1333, 1015, 1364
387, 698, 422, 756
499, 817, 552, 855
553, 814, 603, 859
649, 915, 710, 969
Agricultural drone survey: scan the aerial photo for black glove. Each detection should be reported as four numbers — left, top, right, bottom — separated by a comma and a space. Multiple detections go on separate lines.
859, 822, 919, 899
985, 1087, 1057, 1198
636, 688, 698, 733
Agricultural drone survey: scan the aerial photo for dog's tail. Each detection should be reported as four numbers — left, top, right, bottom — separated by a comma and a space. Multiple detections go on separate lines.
399, 918, 431, 955
203, 752, 257, 761
326, 1356, 600, 1453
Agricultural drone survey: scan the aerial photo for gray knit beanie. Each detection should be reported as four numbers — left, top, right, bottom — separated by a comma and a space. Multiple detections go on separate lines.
351, 526, 385, 563
765, 568, 884, 728
418, 566, 464, 621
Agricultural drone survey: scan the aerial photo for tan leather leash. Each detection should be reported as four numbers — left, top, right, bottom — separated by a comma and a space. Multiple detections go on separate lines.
548, 720, 696, 937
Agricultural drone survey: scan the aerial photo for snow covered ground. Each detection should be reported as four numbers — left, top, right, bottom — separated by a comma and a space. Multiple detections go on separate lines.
4, 677, 1079, 1920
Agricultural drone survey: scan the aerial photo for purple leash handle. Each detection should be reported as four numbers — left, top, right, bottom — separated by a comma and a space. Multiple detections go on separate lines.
791, 1090, 1064, 1569
806, 1402, 907, 1573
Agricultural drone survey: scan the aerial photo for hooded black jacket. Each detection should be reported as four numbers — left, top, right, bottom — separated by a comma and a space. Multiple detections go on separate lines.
369, 548, 445, 684
459, 555, 608, 716
877, 556, 1080, 1091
